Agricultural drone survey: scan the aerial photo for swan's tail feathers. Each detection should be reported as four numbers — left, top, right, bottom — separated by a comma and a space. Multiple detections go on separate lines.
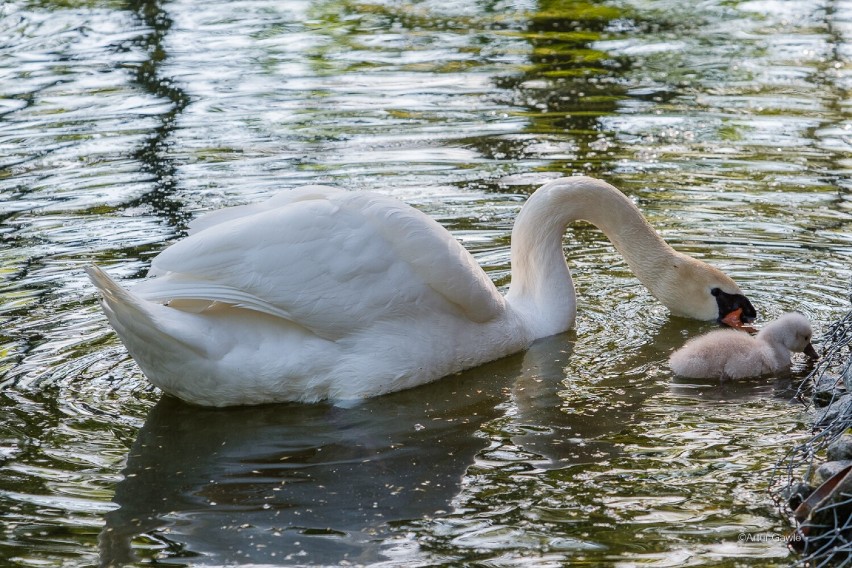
87, 265, 132, 307
87, 265, 153, 342
86, 265, 151, 327
86, 265, 207, 360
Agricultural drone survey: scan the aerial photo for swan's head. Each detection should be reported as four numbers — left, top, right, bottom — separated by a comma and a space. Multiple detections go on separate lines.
660, 253, 756, 324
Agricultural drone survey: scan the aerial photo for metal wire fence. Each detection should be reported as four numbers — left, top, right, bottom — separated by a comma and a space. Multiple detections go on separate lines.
771, 296, 852, 567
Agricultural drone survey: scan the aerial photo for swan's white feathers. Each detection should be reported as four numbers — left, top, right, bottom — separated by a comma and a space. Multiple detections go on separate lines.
136, 189, 504, 342
87, 176, 753, 405
86, 265, 212, 359
133, 276, 309, 333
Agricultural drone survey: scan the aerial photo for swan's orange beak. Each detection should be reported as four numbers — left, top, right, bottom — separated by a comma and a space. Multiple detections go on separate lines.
712, 288, 757, 327
720, 308, 758, 333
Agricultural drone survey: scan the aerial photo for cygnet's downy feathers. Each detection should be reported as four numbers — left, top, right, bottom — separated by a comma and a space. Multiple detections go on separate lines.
669, 312, 818, 380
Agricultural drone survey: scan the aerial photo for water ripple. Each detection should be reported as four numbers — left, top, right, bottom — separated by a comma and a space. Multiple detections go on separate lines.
0, 0, 851, 565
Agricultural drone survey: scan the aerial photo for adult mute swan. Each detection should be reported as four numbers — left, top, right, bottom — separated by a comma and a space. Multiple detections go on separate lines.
670, 312, 817, 379
87, 176, 756, 406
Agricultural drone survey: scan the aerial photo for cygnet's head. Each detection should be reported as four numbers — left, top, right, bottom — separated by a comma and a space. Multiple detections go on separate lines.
757, 312, 818, 358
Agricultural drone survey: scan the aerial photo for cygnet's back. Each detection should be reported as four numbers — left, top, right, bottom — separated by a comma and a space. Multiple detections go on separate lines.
669, 312, 816, 380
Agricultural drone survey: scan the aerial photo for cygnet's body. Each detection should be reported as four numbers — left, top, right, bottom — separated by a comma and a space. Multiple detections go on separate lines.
669, 312, 817, 380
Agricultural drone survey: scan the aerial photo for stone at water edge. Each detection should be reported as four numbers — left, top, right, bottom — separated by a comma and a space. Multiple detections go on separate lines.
827, 434, 852, 462
815, 394, 852, 428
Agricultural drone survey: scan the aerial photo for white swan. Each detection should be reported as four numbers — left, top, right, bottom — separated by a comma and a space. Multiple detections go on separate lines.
669, 312, 818, 380
87, 176, 756, 406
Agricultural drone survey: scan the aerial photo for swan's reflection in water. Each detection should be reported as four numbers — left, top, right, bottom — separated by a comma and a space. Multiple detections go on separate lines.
100, 326, 706, 566
508, 319, 687, 465
100, 352, 528, 566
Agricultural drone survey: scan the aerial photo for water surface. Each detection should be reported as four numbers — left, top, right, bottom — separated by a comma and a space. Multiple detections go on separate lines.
1, 0, 851, 565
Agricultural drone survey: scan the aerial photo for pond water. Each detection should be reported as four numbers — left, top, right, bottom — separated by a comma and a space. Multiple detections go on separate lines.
1, 0, 851, 565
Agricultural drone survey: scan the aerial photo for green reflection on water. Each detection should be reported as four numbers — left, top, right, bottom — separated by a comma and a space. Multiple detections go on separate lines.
0, 0, 850, 565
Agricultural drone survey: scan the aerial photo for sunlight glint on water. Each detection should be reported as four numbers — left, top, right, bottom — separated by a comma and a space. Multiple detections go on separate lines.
1, 0, 850, 565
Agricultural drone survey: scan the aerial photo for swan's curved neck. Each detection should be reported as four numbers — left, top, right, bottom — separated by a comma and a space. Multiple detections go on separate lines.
506, 176, 677, 336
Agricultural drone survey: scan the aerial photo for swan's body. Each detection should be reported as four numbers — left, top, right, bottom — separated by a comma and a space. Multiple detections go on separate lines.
88, 176, 755, 406
669, 312, 817, 380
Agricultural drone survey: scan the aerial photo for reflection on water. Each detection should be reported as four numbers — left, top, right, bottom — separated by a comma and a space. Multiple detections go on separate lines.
100, 364, 513, 566
1, 0, 851, 565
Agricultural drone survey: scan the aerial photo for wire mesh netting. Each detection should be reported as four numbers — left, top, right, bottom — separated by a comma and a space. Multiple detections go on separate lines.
771, 293, 852, 567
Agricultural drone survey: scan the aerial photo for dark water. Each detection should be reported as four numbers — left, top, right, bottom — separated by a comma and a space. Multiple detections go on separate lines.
1, 0, 851, 565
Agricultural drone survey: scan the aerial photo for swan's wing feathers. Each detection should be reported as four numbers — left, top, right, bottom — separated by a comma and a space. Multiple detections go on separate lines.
140, 191, 504, 338
135, 278, 295, 320
360, 198, 503, 323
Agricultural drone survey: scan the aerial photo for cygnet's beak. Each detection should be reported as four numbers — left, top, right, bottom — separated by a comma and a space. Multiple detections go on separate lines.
804, 343, 819, 359
720, 308, 758, 333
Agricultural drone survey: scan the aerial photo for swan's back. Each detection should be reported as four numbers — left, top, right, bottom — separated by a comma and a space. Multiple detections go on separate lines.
134, 188, 506, 339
